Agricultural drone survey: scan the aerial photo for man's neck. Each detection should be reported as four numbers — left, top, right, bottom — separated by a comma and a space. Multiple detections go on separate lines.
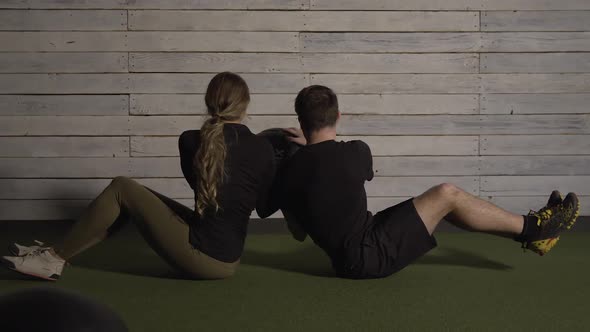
306, 127, 337, 145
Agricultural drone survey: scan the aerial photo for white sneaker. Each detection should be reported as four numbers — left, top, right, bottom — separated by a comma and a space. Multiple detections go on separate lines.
2, 249, 65, 281
8, 240, 49, 256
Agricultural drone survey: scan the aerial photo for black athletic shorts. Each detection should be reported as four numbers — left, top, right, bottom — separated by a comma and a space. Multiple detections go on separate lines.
336, 198, 437, 279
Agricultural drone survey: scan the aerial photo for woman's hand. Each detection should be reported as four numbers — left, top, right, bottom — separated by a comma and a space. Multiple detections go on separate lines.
283, 127, 307, 146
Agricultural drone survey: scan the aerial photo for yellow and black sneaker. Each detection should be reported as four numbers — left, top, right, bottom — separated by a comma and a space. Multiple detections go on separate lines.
522, 192, 580, 256
563, 192, 581, 230
546, 190, 562, 208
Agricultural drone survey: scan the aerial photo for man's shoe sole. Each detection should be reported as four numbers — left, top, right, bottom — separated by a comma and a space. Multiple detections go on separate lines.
566, 195, 581, 230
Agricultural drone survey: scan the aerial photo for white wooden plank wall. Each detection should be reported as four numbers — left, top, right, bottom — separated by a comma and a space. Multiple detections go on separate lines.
0, 2, 589, 221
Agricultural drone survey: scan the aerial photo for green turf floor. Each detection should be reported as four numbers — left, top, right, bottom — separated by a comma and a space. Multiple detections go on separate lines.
1, 223, 589, 331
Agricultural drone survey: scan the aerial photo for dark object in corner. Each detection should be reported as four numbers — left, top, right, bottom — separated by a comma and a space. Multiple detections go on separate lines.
0, 287, 128, 332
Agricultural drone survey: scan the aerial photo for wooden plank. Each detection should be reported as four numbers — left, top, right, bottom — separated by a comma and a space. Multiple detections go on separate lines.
480, 176, 590, 196
481, 32, 590, 52
131, 0, 307, 9
4, 115, 585, 136
0, 116, 130, 136
304, 11, 479, 32
481, 53, 590, 74
129, 74, 309, 94
0, 74, 129, 94
130, 53, 303, 73
0, 179, 112, 199
338, 136, 479, 156
0, 137, 129, 157
129, 116, 209, 136
310, 0, 590, 10
131, 94, 478, 115
301, 33, 481, 53
130, 135, 480, 157
0, 32, 128, 52
0, 74, 308, 94
310, 74, 480, 94
340, 115, 478, 135
481, 135, 590, 156
129, 10, 305, 31
129, 158, 181, 178
482, 11, 590, 32
5, 0, 589, 10
477, 115, 589, 135
0, 158, 131, 178
0, 32, 298, 52
0, 157, 185, 178
302, 54, 478, 74
366, 176, 479, 196
131, 94, 296, 115
373, 157, 479, 176
480, 0, 590, 10
481, 94, 590, 115
0, 200, 91, 220
340, 115, 589, 135
0, 178, 193, 199
482, 74, 590, 93
0, 95, 128, 115
0, 0, 307, 9
0, 9, 126, 31
339, 94, 478, 114
480, 156, 590, 176
130, 53, 477, 74
0, 53, 128, 73
131, 137, 178, 157
129, 10, 478, 32
483, 196, 590, 216
129, 116, 299, 135
127, 32, 298, 52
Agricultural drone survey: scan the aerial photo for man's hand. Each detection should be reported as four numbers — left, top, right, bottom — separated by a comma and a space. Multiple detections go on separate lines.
283, 127, 307, 146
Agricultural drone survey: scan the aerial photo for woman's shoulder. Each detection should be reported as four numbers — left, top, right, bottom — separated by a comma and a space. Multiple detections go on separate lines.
179, 130, 200, 152
180, 129, 200, 140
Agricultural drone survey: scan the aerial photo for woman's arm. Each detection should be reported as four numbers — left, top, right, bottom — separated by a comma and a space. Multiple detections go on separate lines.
256, 144, 281, 218
178, 130, 199, 190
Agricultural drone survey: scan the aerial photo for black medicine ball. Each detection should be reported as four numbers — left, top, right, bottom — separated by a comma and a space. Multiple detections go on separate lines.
257, 128, 302, 168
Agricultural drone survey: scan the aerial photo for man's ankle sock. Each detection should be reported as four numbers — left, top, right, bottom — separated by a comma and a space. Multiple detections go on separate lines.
515, 215, 539, 242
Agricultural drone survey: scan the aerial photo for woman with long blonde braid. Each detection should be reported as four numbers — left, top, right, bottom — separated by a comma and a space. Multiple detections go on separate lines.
3, 72, 277, 280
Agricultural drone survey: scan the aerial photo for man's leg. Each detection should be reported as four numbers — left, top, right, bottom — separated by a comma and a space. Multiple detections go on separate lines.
412, 183, 524, 237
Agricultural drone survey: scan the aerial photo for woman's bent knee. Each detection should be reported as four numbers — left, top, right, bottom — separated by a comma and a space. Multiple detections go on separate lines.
109, 176, 138, 190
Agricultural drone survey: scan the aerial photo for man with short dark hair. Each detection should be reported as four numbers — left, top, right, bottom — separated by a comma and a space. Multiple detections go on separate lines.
274, 85, 580, 279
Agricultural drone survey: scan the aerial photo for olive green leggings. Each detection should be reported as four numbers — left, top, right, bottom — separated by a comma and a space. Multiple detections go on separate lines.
54, 176, 239, 280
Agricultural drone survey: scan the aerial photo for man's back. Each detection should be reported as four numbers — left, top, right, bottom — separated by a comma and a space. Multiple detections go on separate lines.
282, 139, 374, 261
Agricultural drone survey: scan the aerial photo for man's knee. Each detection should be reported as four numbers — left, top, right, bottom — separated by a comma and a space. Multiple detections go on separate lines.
434, 183, 460, 198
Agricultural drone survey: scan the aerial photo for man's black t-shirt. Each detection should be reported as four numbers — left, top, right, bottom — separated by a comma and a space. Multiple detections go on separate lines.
279, 140, 374, 264
178, 124, 276, 263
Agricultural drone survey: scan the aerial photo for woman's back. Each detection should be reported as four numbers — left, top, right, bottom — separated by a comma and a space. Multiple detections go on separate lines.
179, 123, 275, 263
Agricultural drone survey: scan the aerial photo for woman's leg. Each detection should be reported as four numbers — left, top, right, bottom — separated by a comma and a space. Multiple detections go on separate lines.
54, 176, 236, 279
